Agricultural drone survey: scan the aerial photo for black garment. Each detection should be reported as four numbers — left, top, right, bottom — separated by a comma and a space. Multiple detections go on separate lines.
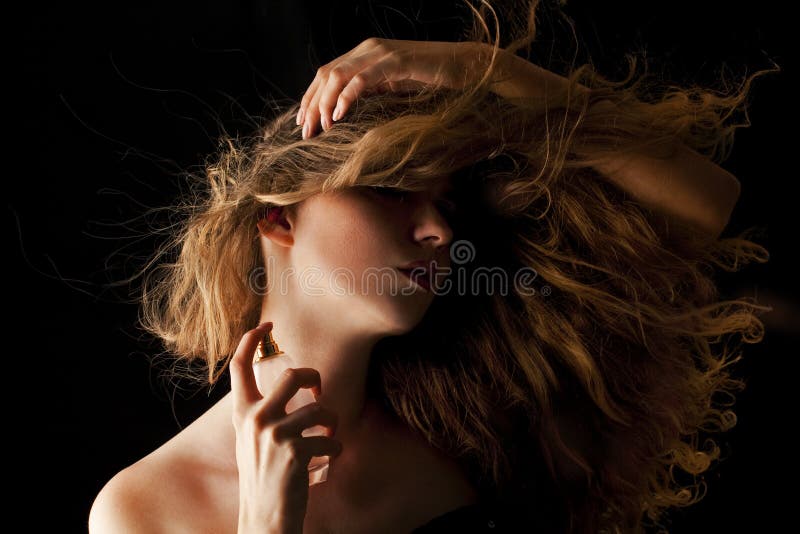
411, 501, 508, 532
411, 498, 563, 533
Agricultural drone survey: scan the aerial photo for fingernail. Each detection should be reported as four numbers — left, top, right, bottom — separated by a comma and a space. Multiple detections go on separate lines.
321, 115, 330, 131
332, 105, 341, 122
259, 321, 273, 329
296, 108, 305, 126
302, 122, 308, 139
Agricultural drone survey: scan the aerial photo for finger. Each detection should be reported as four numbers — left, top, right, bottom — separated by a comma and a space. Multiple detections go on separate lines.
301, 38, 392, 136
271, 401, 339, 440
312, 37, 388, 128
317, 55, 381, 130
265, 367, 323, 412
287, 435, 344, 460
309, 48, 395, 136
303, 79, 325, 139
303, 59, 358, 137
298, 68, 326, 128
230, 321, 273, 414
331, 55, 409, 124
302, 60, 349, 139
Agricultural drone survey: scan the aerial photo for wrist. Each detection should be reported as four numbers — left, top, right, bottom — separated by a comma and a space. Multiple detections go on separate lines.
238, 508, 301, 534
471, 42, 589, 102
236, 507, 273, 534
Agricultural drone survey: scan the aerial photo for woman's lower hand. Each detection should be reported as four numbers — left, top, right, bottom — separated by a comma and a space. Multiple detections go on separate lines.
230, 322, 342, 534
296, 38, 487, 139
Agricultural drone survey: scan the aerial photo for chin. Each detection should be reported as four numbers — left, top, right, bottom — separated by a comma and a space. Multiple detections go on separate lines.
355, 278, 435, 334
375, 297, 433, 336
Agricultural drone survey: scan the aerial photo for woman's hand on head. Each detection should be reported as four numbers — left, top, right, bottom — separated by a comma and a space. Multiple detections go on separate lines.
230, 321, 342, 534
296, 38, 487, 139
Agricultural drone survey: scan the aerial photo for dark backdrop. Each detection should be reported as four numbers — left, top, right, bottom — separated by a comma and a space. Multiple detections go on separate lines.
10, 0, 795, 532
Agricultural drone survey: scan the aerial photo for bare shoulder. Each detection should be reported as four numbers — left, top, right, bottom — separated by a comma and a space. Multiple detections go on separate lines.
89, 398, 240, 534
88, 456, 173, 534
88, 446, 227, 534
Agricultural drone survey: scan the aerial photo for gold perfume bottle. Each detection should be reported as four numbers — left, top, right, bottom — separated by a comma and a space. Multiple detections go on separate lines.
253, 328, 330, 486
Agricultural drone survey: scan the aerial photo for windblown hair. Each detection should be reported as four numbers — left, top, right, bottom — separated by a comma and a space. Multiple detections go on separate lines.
131, 0, 775, 532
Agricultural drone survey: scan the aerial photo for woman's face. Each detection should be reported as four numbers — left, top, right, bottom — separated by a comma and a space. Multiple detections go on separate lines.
285, 178, 457, 334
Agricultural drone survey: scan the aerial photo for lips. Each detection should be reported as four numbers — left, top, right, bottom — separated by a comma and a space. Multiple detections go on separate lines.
398, 259, 434, 271
397, 259, 438, 292
398, 266, 431, 291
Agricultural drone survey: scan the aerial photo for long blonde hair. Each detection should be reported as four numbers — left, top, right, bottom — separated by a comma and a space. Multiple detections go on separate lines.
128, 1, 776, 531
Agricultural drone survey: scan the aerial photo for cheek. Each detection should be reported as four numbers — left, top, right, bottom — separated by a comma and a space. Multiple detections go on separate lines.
298, 198, 387, 271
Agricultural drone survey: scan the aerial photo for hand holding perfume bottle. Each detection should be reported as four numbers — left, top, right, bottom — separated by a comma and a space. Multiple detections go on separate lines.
230, 322, 342, 534
251, 324, 336, 487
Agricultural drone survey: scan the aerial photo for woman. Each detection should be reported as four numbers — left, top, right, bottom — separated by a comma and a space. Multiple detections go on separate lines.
89, 1, 773, 532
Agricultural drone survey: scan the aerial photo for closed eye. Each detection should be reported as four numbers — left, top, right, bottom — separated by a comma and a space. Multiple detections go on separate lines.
362, 185, 458, 221
437, 199, 458, 218
364, 185, 410, 202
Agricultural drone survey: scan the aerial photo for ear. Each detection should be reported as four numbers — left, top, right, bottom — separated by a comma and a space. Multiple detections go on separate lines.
257, 205, 295, 247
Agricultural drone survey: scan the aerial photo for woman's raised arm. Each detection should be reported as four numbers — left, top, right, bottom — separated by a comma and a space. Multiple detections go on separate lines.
297, 38, 741, 238
460, 44, 743, 239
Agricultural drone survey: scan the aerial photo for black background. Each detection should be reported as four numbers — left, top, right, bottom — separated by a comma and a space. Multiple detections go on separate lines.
11, 0, 795, 531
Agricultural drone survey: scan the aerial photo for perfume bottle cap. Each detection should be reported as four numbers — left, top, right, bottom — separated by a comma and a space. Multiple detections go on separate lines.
254, 328, 284, 364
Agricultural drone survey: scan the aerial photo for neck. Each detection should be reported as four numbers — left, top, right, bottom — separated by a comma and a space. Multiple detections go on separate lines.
197, 338, 390, 477
257, 296, 387, 437
198, 268, 415, 475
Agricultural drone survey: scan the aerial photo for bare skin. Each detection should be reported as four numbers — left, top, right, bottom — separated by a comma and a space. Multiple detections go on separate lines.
91, 36, 742, 533
89, 179, 478, 533
102, 387, 479, 534
299, 38, 740, 237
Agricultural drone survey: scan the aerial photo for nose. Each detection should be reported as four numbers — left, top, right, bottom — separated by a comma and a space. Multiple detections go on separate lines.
411, 197, 454, 250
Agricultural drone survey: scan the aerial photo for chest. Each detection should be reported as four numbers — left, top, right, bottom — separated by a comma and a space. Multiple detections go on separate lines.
301, 439, 478, 533
186, 424, 478, 533
153, 389, 484, 533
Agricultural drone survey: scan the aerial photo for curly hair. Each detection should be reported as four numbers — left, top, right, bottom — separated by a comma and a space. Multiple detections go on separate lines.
128, 0, 775, 532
